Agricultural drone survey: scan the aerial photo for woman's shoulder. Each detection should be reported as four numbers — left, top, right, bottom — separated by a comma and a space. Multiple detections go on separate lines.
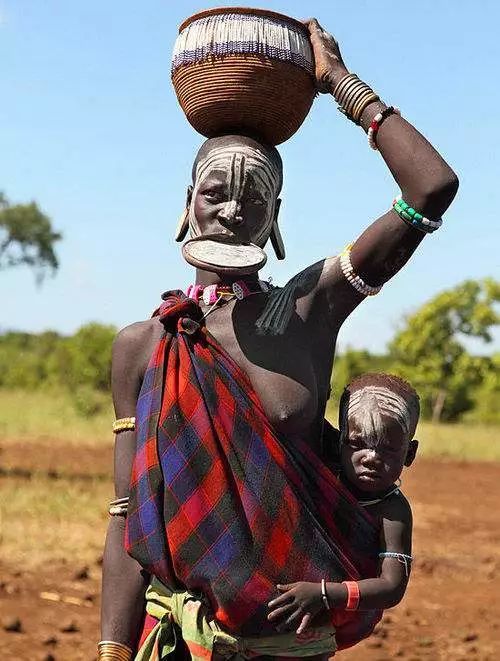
112, 318, 164, 367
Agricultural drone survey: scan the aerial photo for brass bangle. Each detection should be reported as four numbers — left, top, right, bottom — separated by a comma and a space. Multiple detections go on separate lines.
340, 80, 367, 113
108, 496, 129, 517
333, 73, 358, 101
350, 89, 375, 119
353, 92, 380, 123
112, 417, 136, 434
97, 641, 133, 661
346, 86, 373, 118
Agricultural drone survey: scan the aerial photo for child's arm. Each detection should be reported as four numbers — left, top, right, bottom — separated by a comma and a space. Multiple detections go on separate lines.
267, 495, 412, 633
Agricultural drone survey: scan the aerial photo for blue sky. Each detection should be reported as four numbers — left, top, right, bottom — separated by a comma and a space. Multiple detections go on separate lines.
1, 0, 499, 353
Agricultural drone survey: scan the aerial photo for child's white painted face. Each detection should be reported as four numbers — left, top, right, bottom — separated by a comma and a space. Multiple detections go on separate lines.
340, 386, 416, 492
189, 143, 281, 246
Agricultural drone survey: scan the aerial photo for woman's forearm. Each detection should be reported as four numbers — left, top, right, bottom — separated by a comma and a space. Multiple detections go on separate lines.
360, 100, 458, 217
101, 517, 150, 650
327, 65, 458, 217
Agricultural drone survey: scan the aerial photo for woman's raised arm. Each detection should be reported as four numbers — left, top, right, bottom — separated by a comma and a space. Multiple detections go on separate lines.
303, 18, 458, 317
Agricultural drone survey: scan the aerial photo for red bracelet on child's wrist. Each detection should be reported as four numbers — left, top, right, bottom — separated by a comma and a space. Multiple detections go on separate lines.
342, 581, 360, 610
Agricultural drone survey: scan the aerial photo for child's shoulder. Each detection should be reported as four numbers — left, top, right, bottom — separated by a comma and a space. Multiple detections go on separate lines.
370, 490, 413, 526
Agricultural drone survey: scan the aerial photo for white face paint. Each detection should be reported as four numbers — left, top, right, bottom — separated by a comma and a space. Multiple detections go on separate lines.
189, 142, 282, 247
341, 386, 416, 449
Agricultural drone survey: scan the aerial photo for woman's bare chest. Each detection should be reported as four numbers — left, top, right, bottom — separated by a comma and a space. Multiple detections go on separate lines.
204, 304, 323, 437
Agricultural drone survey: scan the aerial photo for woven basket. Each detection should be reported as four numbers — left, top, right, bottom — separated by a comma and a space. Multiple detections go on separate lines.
171, 8, 316, 145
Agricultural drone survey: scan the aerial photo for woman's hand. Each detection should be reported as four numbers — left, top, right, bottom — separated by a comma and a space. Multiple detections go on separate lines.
267, 582, 324, 634
303, 18, 348, 93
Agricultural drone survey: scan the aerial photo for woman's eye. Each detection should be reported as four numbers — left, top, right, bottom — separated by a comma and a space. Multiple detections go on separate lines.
250, 197, 265, 206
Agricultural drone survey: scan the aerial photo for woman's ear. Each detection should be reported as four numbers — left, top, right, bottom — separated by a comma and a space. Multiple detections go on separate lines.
174, 185, 193, 242
270, 198, 285, 259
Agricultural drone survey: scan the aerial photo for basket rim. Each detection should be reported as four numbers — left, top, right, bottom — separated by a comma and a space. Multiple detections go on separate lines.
178, 7, 308, 34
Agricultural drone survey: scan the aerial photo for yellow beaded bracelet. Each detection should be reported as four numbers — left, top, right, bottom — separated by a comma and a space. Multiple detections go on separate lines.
112, 417, 136, 434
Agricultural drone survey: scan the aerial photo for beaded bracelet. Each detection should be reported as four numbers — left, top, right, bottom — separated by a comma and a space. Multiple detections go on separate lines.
112, 417, 136, 433
340, 244, 383, 297
392, 196, 443, 233
368, 106, 401, 150
379, 551, 413, 577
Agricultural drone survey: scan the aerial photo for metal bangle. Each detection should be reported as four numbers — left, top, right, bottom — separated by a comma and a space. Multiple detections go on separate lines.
339, 80, 366, 112
333, 73, 358, 101
353, 92, 380, 123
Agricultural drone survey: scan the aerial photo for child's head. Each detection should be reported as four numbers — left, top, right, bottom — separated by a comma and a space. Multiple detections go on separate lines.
338, 373, 420, 493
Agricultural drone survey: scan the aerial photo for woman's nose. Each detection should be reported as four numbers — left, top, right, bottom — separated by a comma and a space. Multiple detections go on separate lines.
218, 200, 243, 225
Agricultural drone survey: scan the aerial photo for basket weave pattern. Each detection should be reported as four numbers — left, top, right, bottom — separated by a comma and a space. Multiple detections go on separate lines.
172, 9, 316, 145
172, 54, 315, 145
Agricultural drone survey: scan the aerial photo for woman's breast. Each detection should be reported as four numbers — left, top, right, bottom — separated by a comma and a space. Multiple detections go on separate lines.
239, 359, 319, 438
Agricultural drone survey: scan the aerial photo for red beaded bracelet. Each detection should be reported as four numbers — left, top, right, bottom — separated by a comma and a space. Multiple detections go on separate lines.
342, 581, 360, 610
368, 106, 401, 150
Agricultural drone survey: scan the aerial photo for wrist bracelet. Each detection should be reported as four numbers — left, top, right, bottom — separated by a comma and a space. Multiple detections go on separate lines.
97, 640, 133, 661
342, 581, 360, 611
368, 106, 401, 150
321, 578, 331, 610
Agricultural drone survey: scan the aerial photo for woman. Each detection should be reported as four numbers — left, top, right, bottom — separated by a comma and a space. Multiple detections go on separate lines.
99, 19, 458, 661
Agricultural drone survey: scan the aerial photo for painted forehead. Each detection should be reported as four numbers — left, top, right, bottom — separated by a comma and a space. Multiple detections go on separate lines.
343, 385, 415, 445
194, 144, 282, 195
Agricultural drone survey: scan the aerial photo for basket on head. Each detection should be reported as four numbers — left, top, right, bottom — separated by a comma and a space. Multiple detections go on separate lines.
171, 7, 316, 146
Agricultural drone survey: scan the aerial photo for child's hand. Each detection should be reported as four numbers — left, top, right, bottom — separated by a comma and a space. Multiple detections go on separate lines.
267, 582, 324, 634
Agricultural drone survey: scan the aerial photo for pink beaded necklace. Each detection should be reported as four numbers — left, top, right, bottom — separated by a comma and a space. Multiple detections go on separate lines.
186, 280, 271, 306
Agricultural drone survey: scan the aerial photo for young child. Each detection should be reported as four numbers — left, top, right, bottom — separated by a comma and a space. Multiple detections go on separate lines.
267, 372, 419, 635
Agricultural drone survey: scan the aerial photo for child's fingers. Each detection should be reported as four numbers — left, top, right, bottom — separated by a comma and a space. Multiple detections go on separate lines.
267, 602, 295, 621
296, 612, 312, 635
268, 591, 292, 608
285, 608, 304, 627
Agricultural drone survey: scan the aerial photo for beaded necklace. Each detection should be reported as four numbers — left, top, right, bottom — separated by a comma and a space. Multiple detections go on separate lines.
357, 479, 402, 507
187, 280, 271, 305
186, 280, 272, 320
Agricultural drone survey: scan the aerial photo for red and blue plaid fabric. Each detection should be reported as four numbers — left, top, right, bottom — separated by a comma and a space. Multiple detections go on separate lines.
126, 291, 382, 650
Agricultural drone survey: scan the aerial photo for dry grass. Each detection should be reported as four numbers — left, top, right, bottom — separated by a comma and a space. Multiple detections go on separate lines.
0, 475, 110, 568
0, 389, 112, 447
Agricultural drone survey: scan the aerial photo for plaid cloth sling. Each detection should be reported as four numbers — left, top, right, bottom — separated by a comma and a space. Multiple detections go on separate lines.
125, 291, 382, 650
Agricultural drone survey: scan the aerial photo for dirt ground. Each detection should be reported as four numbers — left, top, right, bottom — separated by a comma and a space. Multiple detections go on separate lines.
1, 443, 499, 661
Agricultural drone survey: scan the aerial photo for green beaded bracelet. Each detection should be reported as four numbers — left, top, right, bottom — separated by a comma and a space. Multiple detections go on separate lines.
392, 196, 443, 233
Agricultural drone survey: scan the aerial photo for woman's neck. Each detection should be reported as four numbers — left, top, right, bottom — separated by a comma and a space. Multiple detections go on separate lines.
194, 268, 260, 288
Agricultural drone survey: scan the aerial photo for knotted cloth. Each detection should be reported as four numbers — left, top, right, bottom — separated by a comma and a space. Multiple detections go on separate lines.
125, 290, 382, 653
135, 576, 337, 660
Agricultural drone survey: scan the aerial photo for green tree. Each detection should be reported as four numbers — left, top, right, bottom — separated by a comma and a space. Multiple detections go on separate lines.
0, 192, 62, 283
63, 323, 116, 392
331, 349, 393, 402
389, 279, 500, 421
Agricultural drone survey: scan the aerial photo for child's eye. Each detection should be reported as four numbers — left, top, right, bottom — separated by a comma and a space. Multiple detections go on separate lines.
203, 189, 224, 202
